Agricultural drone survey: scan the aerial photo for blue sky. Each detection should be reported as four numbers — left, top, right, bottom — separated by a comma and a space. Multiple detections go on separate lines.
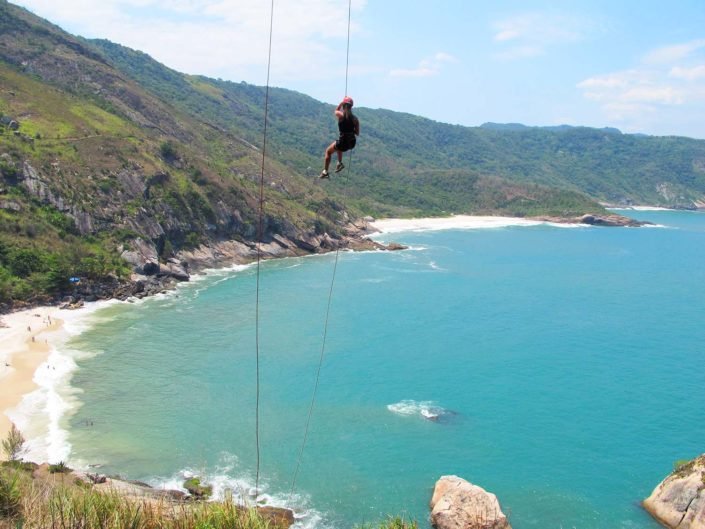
12, 0, 705, 138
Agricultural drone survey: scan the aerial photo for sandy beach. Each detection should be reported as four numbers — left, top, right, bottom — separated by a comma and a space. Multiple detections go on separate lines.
369, 214, 581, 234
0, 306, 68, 450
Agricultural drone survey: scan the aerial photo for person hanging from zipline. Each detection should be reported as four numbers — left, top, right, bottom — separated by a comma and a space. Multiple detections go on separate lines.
320, 96, 360, 179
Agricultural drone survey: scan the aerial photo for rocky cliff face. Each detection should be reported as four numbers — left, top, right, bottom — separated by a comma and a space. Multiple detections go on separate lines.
643, 455, 705, 529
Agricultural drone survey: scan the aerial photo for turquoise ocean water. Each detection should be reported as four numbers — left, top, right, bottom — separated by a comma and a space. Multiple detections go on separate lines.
52, 210, 705, 529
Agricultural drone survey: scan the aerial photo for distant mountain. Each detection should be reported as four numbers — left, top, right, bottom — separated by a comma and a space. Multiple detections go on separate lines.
1, 0, 705, 307
480, 122, 623, 135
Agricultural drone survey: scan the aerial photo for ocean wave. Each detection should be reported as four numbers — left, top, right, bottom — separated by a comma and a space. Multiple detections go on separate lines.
5, 301, 118, 464
387, 400, 454, 422
7, 345, 86, 463
148, 457, 325, 529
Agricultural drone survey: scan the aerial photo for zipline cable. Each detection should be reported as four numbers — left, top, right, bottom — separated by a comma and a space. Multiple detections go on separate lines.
255, 0, 275, 498
289, 0, 353, 499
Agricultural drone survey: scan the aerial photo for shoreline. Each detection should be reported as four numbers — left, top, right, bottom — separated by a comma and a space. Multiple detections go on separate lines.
0, 210, 651, 460
0, 306, 63, 445
0, 300, 117, 459
369, 211, 651, 235
370, 214, 585, 235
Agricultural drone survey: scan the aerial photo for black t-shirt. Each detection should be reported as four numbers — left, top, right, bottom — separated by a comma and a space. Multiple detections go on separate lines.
338, 113, 357, 135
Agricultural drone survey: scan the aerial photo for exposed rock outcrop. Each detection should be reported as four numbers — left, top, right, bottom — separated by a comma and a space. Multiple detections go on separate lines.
121, 238, 160, 276
643, 455, 705, 529
532, 213, 648, 227
577, 213, 647, 227
430, 475, 511, 529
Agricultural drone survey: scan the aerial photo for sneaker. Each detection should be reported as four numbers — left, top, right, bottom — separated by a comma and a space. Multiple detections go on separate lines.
335, 162, 345, 173
319, 170, 329, 179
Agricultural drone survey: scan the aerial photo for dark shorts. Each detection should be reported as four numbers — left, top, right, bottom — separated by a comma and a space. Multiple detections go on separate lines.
335, 133, 356, 152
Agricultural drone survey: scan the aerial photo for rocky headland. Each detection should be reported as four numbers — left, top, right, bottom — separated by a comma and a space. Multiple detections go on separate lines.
643, 454, 705, 529
532, 213, 649, 227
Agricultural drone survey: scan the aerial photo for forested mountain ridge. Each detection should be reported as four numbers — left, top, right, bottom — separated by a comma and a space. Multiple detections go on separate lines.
91, 37, 705, 215
1, 0, 704, 308
87, 37, 705, 213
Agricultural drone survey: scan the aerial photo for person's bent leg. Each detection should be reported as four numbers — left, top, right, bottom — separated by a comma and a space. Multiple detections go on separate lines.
324, 142, 337, 171
321, 142, 336, 178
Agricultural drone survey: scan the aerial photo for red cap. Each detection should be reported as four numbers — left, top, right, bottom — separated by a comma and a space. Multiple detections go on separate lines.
342, 96, 354, 107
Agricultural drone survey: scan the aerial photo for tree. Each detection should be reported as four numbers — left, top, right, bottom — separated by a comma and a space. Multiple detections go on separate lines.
1, 424, 25, 462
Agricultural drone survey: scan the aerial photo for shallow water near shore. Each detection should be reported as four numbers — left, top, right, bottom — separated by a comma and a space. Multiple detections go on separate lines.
44, 210, 705, 528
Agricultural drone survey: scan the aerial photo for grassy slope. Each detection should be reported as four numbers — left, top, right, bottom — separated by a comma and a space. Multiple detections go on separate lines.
0, 2, 342, 307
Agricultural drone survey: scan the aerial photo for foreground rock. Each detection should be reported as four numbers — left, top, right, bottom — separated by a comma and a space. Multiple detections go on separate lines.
643, 455, 705, 529
430, 475, 511, 529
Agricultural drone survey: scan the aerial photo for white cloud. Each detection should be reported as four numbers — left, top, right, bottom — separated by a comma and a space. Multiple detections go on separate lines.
389, 52, 457, 78
643, 39, 705, 65
577, 38, 705, 135
433, 52, 458, 64
12, 0, 367, 83
669, 65, 705, 80
491, 13, 586, 60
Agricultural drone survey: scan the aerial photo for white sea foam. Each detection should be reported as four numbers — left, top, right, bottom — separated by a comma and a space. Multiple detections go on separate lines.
387, 400, 452, 422
428, 261, 445, 271
6, 301, 116, 463
149, 457, 326, 529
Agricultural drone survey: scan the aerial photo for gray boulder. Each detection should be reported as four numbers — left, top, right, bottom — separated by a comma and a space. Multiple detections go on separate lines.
121, 238, 159, 275
430, 475, 511, 529
162, 258, 190, 281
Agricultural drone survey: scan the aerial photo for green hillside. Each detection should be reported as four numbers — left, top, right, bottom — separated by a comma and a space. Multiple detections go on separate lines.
90, 37, 705, 212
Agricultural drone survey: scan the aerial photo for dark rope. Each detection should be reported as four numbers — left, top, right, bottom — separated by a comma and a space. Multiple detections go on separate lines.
344, 0, 352, 96
255, 0, 275, 498
290, 0, 353, 500
289, 244, 341, 496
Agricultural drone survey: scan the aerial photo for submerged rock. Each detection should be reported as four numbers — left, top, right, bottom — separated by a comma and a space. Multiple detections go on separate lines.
430, 475, 511, 529
643, 454, 705, 529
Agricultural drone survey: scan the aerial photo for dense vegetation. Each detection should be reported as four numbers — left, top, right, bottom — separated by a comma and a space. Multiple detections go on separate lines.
1, 0, 704, 307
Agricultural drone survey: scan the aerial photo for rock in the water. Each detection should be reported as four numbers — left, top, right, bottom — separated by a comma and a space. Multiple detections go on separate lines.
386, 242, 408, 251
430, 475, 511, 529
183, 477, 212, 499
643, 455, 705, 529
578, 213, 645, 227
